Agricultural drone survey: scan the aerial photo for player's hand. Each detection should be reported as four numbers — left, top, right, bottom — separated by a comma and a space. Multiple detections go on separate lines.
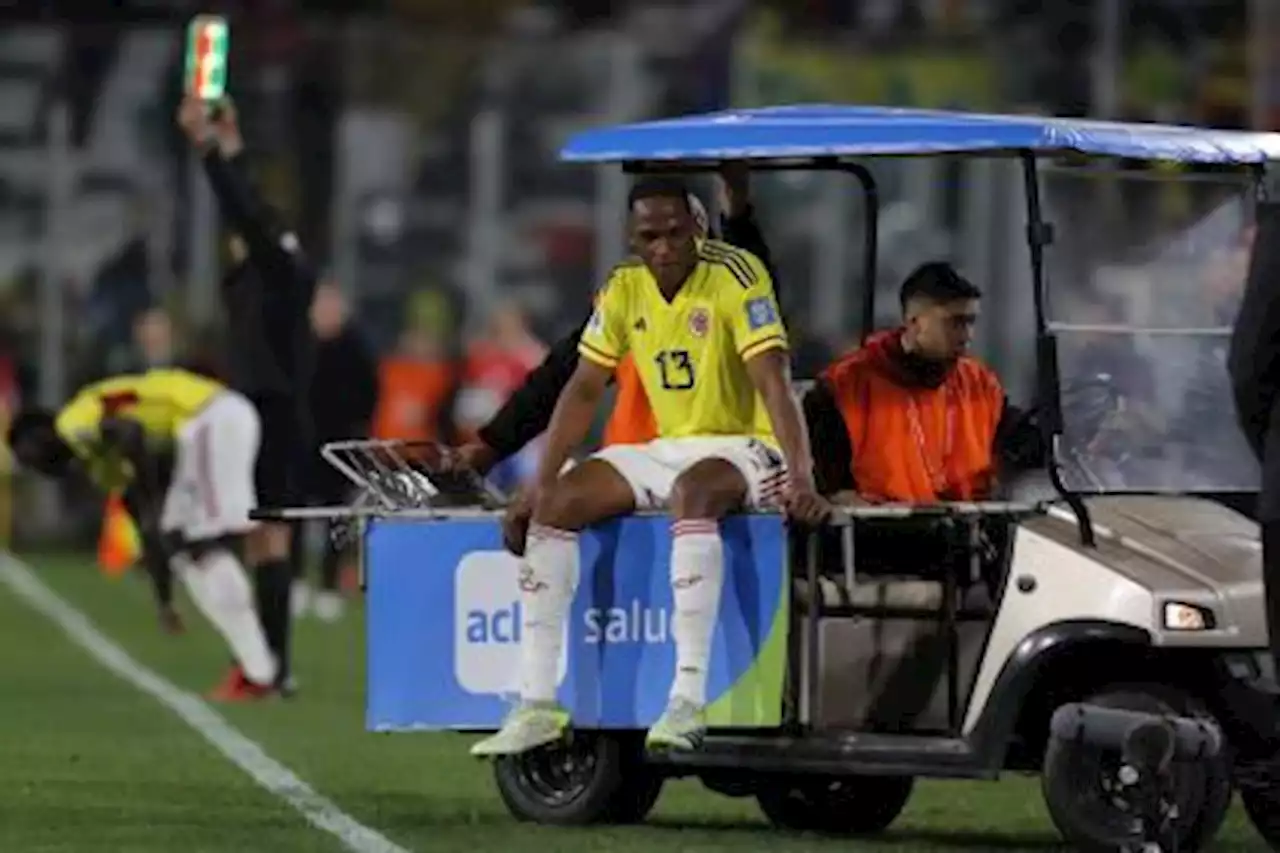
159, 604, 185, 635
783, 476, 830, 526
501, 488, 535, 557
442, 442, 497, 475
177, 96, 214, 148
717, 161, 751, 216
209, 97, 244, 158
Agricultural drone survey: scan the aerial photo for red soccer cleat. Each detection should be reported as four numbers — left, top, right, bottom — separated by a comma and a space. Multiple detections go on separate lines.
207, 666, 275, 702
207, 665, 244, 698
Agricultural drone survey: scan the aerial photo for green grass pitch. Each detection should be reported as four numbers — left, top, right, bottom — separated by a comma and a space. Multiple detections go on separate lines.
0, 553, 1270, 852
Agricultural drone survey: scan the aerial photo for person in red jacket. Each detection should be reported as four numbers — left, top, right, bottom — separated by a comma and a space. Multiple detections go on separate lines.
803, 262, 1042, 505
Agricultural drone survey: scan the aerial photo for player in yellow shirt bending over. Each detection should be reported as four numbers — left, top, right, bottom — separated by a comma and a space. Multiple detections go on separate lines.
471, 178, 828, 757
7, 368, 279, 700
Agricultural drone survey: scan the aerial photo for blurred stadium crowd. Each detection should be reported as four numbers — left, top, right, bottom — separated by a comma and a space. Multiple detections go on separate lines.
0, 0, 1268, 552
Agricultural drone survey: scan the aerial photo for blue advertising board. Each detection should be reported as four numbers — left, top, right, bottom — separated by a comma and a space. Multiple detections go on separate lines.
364, 513, 789, 731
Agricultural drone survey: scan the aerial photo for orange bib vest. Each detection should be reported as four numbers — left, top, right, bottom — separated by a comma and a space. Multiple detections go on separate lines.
823, 332, 1004, 503
371, 356, 455, 442
601, 354, 659, 447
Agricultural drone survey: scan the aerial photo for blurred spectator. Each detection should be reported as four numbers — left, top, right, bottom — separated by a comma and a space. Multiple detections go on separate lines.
309, 282, 379, 450
455, 301, 547, 491
184, 323, 229, 382
370, 321, 459, 444
132, 307, 176, 370
294, 282, 379, 622
101, 305, 176, 377
88, 227, 152, 362
788, 320, 835, 379
0, 312, 27, 549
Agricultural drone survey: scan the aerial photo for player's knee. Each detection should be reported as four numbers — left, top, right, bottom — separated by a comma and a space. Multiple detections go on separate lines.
670, 460, 746, 520
533, 460, 636, 531
532, 481, 596, 531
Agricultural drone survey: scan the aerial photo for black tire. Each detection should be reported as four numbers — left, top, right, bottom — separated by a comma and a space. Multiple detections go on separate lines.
602, 769, 664, 824
756, 775, 914, 835
1041, 684, 1232, 853
492, 732, 659, 825
1240, 753, 1280, 851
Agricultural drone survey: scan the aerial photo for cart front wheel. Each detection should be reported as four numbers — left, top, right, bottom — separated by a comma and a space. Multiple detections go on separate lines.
492, 732, 659, 825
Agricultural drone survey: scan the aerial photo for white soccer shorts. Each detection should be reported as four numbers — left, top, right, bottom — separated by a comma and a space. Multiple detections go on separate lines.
160, 390, 261, 541
591, 436, 787, 511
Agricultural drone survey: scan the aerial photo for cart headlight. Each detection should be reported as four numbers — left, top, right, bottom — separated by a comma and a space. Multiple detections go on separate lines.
1163, 602, 1215, 631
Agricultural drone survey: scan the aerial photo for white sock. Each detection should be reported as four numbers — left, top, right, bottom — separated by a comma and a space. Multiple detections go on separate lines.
175, 549, 278, 686
518, 523, 579, 704
669, 519, 724, 708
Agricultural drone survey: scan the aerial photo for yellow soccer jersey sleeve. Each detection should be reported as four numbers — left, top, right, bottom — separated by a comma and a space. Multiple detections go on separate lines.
55, 377, 142, 491
723, 272, 788, 363
577, 264, 635, 370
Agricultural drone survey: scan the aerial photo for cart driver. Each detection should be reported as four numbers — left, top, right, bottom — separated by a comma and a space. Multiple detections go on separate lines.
469, 177, 828, 758
803, 262, 1043, 504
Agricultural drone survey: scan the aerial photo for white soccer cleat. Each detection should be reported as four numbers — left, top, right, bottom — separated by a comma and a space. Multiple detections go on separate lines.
290, 582, 312, 618
312, 590, 344, 623
645, 698, 707, 751
470, 703, 570, 757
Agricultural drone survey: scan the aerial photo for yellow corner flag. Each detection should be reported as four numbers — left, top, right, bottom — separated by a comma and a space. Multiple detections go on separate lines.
98, 493, 142, 578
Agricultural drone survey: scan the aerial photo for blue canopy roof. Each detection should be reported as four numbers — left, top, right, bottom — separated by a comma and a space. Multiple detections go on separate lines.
559, 105, 1280, 165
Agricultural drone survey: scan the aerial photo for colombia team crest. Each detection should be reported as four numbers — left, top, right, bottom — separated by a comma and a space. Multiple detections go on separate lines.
688, 307, 710, 337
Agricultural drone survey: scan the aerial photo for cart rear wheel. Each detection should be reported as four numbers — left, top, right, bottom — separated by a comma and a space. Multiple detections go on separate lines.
602, 769, 664, 824
1041, 685, 1232, 853
492, 732, 659, 825
1239, 749, 1280, 851
756, 774, 914, 835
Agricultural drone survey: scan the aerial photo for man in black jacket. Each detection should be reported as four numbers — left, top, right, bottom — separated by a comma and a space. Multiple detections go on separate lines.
1230, 201, 1280, 688
178, 96, 315, 693
296, 282, 378, 620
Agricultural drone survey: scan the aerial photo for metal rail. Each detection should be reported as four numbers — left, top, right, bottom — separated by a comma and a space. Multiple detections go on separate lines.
253, 495, 1046, 524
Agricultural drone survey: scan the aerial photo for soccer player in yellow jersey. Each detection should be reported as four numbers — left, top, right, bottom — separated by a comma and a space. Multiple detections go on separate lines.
472, 178, 828, 757
7, 368, 279, 700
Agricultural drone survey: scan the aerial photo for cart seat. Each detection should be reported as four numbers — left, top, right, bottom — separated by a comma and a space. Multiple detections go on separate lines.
793, 576, 943, 610
792, 574, 997, 617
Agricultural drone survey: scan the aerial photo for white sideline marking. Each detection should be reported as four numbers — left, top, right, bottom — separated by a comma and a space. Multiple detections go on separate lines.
0, 554, 411, 853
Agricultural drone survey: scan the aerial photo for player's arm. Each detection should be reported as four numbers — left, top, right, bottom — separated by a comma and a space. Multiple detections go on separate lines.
533, 285, 628, 486
477, 316, 587, 467
718, 164, 776, 281
746, 349, 814, 486
730, 268, 821, 507
122, 480, 175, 608
200, 109, 317, 314
54, 390, 134, 493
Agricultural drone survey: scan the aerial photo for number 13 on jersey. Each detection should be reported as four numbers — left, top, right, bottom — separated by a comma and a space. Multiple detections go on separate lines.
655, 349, 695, 390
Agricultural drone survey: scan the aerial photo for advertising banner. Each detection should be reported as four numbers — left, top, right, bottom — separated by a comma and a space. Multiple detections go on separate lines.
364, 513, 789, 731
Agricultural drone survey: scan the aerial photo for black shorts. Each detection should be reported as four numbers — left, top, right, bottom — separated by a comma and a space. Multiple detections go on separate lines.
252, 396, 311, 509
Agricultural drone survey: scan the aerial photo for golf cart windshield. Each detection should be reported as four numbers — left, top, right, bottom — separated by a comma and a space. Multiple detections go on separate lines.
559, 106, 1280, 517
1044, 166, 1259, 493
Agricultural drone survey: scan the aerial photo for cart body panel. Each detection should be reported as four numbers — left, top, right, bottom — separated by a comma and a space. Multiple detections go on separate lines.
364, 513, 789, 731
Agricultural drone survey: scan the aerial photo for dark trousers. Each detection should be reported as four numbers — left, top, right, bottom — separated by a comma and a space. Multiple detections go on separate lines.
289, 455, 353, 592
290, 520, 344, 592
1262, 521, 1280, 678
1261, 418, 1280, 680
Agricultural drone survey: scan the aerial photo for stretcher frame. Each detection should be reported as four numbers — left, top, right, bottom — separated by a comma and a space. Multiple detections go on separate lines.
251, 437, 1046, 735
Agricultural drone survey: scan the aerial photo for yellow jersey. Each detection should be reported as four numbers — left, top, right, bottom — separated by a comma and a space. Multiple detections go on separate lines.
578, 239, 788, 442
56, 368, 225, 490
